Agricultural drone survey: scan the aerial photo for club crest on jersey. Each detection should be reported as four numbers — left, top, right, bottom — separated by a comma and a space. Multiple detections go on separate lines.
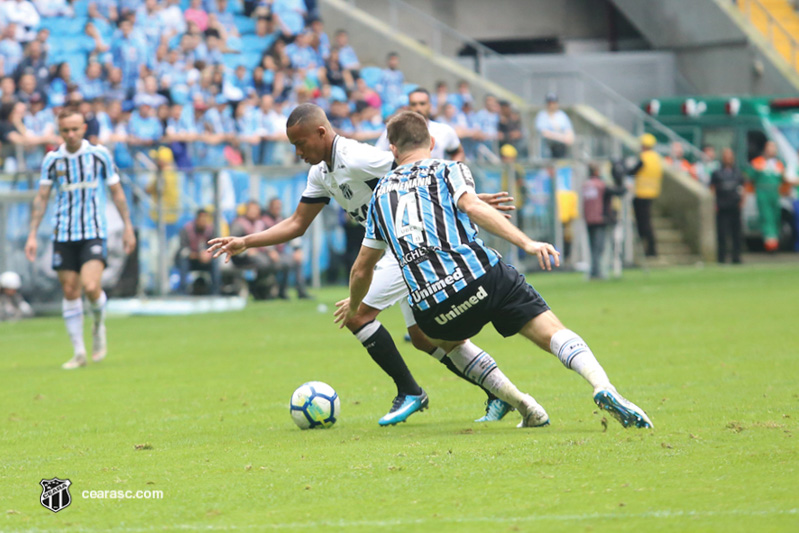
339, 183, 353, 200
40, 478, 72, 513
55, 160, 67, 177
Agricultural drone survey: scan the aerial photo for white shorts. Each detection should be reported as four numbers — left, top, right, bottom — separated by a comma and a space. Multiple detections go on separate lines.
362, 253, 416, 327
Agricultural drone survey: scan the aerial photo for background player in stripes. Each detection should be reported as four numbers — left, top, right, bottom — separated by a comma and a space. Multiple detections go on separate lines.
25, 108, 136, 369
208, 103, 522, 425
336, 110, 653, 429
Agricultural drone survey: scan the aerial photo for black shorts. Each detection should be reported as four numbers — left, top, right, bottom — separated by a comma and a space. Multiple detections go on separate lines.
414, 261, 550, 341
52, 239, 107, 272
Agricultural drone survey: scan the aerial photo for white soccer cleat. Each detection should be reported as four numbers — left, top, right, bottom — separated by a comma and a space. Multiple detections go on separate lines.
517, 395, 550, 428
62, 353, 87, 370
91, 322, 107, 362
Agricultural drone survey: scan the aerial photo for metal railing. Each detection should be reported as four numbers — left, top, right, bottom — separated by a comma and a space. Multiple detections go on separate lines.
342, 0, 705, 161
739, 0, 799, 72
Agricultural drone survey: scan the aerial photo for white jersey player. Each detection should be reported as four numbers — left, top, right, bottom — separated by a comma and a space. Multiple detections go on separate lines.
208, 104, 519, 425
375, 87, 465, 161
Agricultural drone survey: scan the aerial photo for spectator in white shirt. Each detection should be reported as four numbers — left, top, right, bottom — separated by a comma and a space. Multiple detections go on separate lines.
535, 92, 574, 159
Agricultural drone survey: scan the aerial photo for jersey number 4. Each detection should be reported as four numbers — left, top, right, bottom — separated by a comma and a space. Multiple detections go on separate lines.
395, 194, 425, 244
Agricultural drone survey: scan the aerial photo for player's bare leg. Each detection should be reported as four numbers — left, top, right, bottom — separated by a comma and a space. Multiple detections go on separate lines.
436, 339, 549, 428
406, 324, 514, 422
347, 303, 427, 426
58, 270, 87, 369
518, 311, 653, 429
81, 260, 107, 362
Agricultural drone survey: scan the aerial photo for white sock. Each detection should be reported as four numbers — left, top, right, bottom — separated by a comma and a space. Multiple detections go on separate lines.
62, 298, 86, 356
447, 341, 526, 409
550, 329, 611, 391
430, 347, 447, 361
89, 291, 107, 327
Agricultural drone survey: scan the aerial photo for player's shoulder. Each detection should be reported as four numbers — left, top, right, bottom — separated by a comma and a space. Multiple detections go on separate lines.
428, 119, 456, 136
87, 143, 114, 159
337, 135, 389, 160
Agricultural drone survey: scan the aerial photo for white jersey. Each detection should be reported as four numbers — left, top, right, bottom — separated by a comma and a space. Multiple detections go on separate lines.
300, 136, 394, 225
375, 119, 461, 160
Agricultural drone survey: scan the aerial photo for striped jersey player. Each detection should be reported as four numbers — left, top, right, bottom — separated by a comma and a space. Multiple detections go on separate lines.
25, 108, 136, 370
338, 110, 654, 430
208, 103, 522, 425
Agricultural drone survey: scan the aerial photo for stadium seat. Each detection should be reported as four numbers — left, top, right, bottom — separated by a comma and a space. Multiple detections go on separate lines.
359, 66, 382, 89
242, 52, 262, 69
329, 85, 347, 102
223, 53, 246, 71
240, 35, 272, 55
234, 15, 257, 35
72, 0, 89, 17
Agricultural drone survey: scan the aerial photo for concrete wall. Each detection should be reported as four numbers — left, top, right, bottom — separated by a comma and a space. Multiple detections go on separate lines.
611, 0, 799, 94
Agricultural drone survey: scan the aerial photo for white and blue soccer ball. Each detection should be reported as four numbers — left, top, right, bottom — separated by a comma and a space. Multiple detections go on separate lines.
290, 381, 340, 429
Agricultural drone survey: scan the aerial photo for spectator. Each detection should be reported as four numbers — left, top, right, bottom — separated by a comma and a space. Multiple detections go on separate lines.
271, 0, 307, 36
0, 101, 37, 171
0, 76, 16, 105
14, 40, 49, 89
354, 77, 380, 109
308, 17, 330, 60
499, 144, 526, 229
498, 100, 525, 156
230, 200, 275, 299
134, 75, 169, 110
328, 98, 354, 136
262, 197, 310, 299
1, 0, 41, 43
431, 80, 450, 118
438, 102, 473, 148
747, 140, 785, 252
127, 102, 164, 163
102, 66, 129, 103
472, 93, 500, 156
160, 0, 187, 38
582, 162, 626, 279
145, 145, 181, 225
176, 208, 217, 294
378, 52, 404, 111
15, 72, 38, 103
22, 93, 56, 169
285, 30, 321, 72
695, 144, 719, 187
629, 133, 664, 257
710, 147, 745, 264
33, 0, 74, 17
185, 0, 210, 32
535, 92, 574, 158
47, 62, 73, 108
324, 47, 353, 91
110, 15, 149, 91
89, 0, 119, 23
79, 22, 111, 64
352, 100, 383, 143
163, 102, 197, 169
249, 16, 281, 56
333, 30, 359, 71
80, 62, 106, 102
451, 79, 473, 111
0, 25, 23, 77
0, 271, 33, 321
665, 141, 697, 179
254, 93, 287, 164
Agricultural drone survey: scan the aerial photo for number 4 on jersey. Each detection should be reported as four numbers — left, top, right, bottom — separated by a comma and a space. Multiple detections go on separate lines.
394, 194, 425, 244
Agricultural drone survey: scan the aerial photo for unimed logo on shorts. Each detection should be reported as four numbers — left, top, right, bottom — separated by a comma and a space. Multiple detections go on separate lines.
434, 285, 488, 325
40, 478, 72, 513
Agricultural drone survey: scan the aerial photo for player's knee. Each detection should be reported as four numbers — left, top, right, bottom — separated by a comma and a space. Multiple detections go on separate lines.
82, 280, 101, 298
408, 327, 433, 352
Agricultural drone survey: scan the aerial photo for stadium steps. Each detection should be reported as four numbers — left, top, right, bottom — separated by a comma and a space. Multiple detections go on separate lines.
738, 0, 799, 73
648, 213, 702, 267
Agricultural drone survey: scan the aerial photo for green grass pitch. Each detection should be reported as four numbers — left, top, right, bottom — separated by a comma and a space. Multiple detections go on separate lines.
1, 264, 797, 532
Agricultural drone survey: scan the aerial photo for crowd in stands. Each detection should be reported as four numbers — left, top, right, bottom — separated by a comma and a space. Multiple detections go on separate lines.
0, 0, 528, 174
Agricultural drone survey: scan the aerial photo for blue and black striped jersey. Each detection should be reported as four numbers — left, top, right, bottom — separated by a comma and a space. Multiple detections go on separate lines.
39, 140, 120, 242
364, 158, 499, 311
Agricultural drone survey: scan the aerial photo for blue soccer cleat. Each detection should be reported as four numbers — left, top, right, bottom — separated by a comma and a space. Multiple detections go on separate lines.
379, 390, 429, 426
475, 398, 514, 422
594, 389, 653, 429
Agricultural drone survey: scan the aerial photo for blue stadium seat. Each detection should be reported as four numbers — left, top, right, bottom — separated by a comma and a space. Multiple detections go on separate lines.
329, 85, 347, 102
72, 0, 89, 17
242, 51, 262, 69
234, 15, 257, 35
359, 66, 382, 89
223, 53, 245, 71
240, 35, 271, 55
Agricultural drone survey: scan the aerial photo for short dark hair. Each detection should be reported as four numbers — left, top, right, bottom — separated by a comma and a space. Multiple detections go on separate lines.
387, 111, 431, 154
57, 107, 84, 122
408, 88, 430, 100
286, 103, 327, 128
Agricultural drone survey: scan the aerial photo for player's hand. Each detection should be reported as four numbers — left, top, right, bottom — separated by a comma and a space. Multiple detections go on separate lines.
524, 241, 560, 271
24, 234, 37, 262
333, 298, 355, 329
477, 191, 515, 219
122, 226, 136, 255
207, 236, 246, 263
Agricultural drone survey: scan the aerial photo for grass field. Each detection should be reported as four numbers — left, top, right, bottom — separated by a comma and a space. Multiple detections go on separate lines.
1, 264, 798, 532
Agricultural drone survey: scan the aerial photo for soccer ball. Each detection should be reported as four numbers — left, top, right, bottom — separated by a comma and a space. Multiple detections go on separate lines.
290, 381, 340, 429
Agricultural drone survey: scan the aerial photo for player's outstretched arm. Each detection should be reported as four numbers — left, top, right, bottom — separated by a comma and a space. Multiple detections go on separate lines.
458, 191, 560, 271
207, 201, 325, 263
334, 245, 383, 328
109, 182, 137, 254
25, 184, 52, 262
